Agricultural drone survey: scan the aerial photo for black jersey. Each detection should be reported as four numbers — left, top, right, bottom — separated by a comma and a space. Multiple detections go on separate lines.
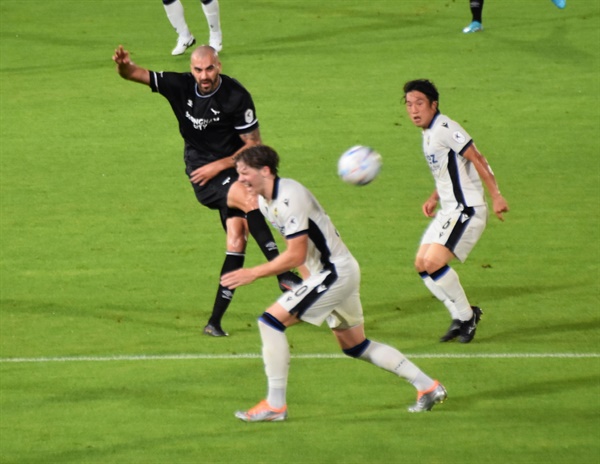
149, 71, 259, 170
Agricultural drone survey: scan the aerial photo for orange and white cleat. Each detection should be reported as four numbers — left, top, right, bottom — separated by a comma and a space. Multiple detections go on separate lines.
235, 400, 288, 422
408, 381, 447, 412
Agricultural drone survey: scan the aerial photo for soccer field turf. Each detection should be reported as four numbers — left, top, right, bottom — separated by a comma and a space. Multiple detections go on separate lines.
1, 1, 598, 463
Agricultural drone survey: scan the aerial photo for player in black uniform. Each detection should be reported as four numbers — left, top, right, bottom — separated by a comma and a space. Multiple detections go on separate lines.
112, 44, 301, 336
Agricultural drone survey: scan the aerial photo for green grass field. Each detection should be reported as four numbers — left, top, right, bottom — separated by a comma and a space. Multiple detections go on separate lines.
1, 0, 599, 463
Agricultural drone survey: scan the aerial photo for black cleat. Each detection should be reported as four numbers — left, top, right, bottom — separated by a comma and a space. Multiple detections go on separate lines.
440, 320, 462, 342
458, 306, 483, 343
203, 323, 229, 337
277, 271, 302, 292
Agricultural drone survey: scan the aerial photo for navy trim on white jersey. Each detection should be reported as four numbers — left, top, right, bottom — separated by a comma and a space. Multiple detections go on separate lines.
308, 219, 333, 270
447, 150, 466, 206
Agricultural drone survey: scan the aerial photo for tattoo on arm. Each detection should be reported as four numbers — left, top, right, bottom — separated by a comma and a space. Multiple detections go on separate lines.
240, 128, 262, 145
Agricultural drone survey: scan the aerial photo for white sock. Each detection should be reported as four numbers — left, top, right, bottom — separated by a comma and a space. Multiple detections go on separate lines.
421, 273, 461, 319
164, 0, 192, 39
258, 320, 289, 409
201, 0, 221, 35
430, 266, 473, 321
359, 340, 435, 392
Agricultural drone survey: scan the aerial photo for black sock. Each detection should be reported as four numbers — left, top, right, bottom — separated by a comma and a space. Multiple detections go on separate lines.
246, 209, 280, 261
208, 252, 245, 329
246, 209, 302, 289
470, 0, 484, 23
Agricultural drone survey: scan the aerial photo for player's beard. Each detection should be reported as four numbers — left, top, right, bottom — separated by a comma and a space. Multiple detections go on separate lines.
198, 76, 219, 94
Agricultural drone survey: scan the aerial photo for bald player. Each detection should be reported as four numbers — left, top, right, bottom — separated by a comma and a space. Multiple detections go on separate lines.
113, 45, 301, 336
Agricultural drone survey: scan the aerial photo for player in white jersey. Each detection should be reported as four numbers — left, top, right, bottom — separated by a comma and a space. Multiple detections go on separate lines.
221, 145, 447, 422
404, 79, 509, 344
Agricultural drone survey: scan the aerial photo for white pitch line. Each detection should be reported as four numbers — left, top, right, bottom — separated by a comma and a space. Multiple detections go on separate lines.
0, 353, 599, 363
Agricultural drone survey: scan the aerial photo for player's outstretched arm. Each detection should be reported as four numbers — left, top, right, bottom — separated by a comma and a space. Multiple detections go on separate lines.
221, 234, 308, 289
463, 144, 509, 221
112, 45, 150, 85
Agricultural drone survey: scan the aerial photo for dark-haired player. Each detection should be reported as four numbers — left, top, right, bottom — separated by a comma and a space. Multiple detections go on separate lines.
403, 79, 509, 343
112, 45, 301, 336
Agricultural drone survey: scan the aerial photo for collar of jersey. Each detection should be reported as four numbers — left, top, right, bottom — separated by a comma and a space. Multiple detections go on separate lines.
427, 111, 441, 130
271, 177, 281, 200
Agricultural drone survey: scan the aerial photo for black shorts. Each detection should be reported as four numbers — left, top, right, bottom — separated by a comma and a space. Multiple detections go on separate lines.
188, 168, 245, 231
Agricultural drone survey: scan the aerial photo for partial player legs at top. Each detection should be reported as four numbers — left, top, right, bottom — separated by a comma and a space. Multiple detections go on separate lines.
462, 0, 484, 33
162, 0, 222, 56
201, 0, 222, 52
463, 0, 565, 34
163, 0, 195, 55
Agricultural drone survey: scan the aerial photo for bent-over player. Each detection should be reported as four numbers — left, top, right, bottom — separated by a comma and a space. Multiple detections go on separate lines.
221, 145, 447, 422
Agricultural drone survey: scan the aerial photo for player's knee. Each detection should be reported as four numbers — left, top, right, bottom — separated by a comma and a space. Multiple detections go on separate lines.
422, 258, 447, 275
244, 192, 259, 210
228, 182, 258, 212
342, 339, 371, 358
414, 258, 425, 273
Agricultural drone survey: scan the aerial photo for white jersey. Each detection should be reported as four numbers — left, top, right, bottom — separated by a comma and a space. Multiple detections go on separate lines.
259, 177, 351, 276
422, 112, 486, 212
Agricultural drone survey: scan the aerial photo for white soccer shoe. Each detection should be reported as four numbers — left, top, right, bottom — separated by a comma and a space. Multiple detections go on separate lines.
171, 35, 196, 56
209, 32, 222, 52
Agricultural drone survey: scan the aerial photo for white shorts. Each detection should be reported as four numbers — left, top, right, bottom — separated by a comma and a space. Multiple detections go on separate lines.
277, 255, 364, 330
420, 205, 488, 262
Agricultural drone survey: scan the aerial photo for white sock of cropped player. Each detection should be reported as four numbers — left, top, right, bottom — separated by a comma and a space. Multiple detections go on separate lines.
258, 319, 289, 409
201, 0, 221, 36
420, 272, 462, 320
359, 340, 435, 392
164, 0, 192, 39
430, 265, 473, 321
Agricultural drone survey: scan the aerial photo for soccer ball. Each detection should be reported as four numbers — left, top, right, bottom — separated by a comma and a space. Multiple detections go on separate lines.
337, 145, 382, 186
